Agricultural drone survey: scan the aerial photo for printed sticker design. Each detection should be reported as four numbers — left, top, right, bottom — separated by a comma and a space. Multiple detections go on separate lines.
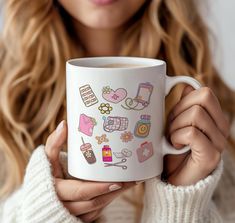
120, 131, 134, 143
102, 86, 111, 94
134, 115, 151, 138
102, 145, 112, 162
136, 141, 154, 163
102, 86, 127, 104
98, 103, 113, 114
103, 116, 129, 133
122, 82, 154, 111
78, 114, 97, 137
95, 134, 109, 145
113, 148, 132, 159
104, 158, 128, 170
80, 137, 96, 164
79, 84, 98, 107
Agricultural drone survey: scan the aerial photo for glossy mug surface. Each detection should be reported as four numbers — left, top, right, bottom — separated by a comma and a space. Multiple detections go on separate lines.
66, 57, 201, 182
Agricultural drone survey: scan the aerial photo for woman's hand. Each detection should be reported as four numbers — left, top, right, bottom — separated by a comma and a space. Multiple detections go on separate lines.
164, 86, 230, 186
45, 121, 136, 223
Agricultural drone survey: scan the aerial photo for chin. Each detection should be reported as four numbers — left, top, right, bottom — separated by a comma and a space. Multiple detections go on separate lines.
75, 11, 128, 30
59, 0, 146, 30
80, 18, 125, 29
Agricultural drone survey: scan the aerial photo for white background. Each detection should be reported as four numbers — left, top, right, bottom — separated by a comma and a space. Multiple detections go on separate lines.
206, 0, 235, 89
0, 0, 235, 89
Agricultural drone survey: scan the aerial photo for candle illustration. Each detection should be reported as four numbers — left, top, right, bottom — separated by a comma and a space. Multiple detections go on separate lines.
80, 137, 96, 164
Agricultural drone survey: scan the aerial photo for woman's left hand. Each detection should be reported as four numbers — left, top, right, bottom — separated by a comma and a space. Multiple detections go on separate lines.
164, 86, 230, 186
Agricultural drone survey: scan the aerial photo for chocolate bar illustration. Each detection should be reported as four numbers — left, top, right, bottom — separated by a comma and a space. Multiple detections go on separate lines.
79, 84, 98, 107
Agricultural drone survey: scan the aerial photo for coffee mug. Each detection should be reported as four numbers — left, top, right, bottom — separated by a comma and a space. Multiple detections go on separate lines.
66, 57, 201, 182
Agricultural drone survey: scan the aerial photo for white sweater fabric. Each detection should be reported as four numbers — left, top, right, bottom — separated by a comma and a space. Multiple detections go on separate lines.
0, 145, 235, 223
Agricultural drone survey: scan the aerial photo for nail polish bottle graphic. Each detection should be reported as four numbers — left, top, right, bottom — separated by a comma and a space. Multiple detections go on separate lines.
80, 137, 96, 164
134, 115, 151, 138
102, 145, 112, 162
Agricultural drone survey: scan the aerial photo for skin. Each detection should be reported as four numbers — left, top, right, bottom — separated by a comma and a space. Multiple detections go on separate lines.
58, 0, 146, 56
164, 86, 229, 185
45, 121, 136, 222
45, 0, 230, 222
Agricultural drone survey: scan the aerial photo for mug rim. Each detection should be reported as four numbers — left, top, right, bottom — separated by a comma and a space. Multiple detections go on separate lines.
67, 56, 166, 70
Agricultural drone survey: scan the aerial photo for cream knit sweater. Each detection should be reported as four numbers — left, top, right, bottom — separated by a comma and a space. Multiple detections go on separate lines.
0, 145, 235, 223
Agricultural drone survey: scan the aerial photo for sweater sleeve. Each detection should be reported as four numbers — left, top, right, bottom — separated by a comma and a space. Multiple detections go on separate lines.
141, 160, 224, 223
0, 145, 82, 223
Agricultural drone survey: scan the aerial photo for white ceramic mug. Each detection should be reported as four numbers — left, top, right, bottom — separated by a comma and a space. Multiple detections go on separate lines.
66, 57, 201, 182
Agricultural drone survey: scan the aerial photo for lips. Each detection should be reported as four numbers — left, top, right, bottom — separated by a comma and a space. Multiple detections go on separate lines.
90, 0, 118, 6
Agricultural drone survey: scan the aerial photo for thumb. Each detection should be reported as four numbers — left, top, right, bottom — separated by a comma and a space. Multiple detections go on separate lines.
45, 120, 67, 178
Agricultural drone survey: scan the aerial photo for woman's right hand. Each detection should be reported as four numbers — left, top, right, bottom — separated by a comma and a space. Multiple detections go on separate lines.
45, 120, 136, 223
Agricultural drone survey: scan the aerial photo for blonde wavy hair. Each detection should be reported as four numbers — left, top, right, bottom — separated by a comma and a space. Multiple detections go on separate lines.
0, 0, 234, 209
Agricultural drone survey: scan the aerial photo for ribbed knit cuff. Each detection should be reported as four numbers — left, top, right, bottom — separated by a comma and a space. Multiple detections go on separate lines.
21, 145, 81, 223
142, 160, 223, 223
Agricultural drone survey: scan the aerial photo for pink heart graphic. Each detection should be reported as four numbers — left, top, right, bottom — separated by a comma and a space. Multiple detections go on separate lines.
102, 88, 127, 104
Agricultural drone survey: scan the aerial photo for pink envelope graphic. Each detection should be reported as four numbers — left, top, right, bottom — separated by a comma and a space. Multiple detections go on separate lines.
78, 114, 96, 137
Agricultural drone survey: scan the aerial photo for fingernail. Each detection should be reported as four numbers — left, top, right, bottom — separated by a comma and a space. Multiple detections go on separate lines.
109, 184, 122, 191
136, 180, 145, 185
56, 121, 65, 134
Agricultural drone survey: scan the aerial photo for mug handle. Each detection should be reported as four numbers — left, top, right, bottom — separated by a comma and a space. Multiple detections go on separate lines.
162, 75, 202, 156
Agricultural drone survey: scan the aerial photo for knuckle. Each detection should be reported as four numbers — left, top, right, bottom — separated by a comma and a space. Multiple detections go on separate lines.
91, 197, 106, 209
187, 127, 200, 139
74, 186, 90, 201
191, 105, 204, 122
201, 87, 214, 103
